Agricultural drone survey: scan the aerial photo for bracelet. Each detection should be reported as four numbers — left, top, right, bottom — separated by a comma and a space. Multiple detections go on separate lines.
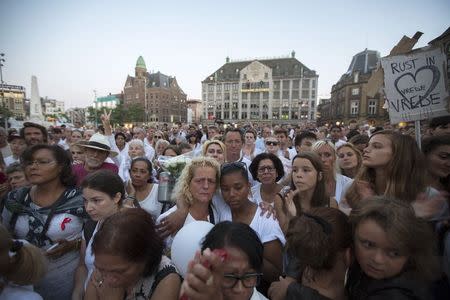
276, 193, 284, 199
127, 195, 137, 200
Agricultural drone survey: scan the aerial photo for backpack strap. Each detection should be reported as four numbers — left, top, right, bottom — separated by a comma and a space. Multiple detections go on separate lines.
8, 187, 32, 231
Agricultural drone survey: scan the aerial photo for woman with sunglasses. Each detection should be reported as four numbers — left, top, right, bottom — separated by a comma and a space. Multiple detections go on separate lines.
181, 221, 268, 300
218, 161, 284, 294
249, 153, 285, 206
2, 145, 85, 300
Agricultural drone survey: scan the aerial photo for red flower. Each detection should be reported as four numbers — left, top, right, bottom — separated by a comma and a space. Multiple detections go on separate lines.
61, 217, 72, 231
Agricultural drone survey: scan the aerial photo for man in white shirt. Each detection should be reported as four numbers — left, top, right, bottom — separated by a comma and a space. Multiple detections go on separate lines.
274, 128, 296, 160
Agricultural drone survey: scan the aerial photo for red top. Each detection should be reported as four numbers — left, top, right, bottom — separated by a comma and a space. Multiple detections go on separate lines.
72, 162, 119, 186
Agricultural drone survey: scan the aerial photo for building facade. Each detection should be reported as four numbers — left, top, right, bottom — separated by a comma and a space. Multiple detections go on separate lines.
94, 93, 123, 109
186, 99, 203, 124
317, 49, 387, 126
66, 107, 87, 128
0, 84, 26, 119
42, 97, 65, 116
201, 52, 318, 124
123, 56, 187, 123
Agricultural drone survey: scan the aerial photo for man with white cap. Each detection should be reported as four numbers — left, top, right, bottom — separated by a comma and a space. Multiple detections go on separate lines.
72, 133, 118, 186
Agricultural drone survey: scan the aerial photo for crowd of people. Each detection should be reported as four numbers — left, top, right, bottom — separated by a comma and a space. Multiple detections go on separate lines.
0, 113, 449, 300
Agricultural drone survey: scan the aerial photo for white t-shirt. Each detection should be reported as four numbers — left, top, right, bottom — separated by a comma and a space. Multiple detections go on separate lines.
2, 203, 83, 250
216, 198, 285, 246
250, 183, 263, 205
335, 174, 353, 204
4, 155, 20, 167
249, 206, 285, 245
137, 184, 163, 220
83, 222, 100, 290
0, 283, 42, 300
156, 204, 220, 249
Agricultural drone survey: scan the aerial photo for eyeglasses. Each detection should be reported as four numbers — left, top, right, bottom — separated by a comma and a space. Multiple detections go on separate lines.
221, 161, 247, 173
154, 136, 163, 139
265, 141, 279, 146
222, 272, 262, 289
24, 160, 56, 168
257, 166, 276, 174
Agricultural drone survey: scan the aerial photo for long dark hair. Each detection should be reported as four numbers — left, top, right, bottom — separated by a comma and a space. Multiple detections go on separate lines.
92, 209, 163, 277
21, 144, 76, 187
291, 152, 328, 213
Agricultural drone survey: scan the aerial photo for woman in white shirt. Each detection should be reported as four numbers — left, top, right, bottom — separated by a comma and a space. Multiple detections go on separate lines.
118, 139, 145, 182
72, 170, 128, 300
219, 161, 284, 293
248, 153, 285, 206
156, 157, 220, 249
126, 157, 162, 220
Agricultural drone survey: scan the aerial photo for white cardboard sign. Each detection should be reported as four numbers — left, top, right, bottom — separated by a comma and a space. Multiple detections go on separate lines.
381, 47, 449, 124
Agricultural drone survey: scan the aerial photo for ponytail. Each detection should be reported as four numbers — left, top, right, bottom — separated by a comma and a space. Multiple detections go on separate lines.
0, 225, 47, 285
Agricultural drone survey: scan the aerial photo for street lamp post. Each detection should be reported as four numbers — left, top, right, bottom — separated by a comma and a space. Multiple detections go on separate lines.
0, 53, 8, 128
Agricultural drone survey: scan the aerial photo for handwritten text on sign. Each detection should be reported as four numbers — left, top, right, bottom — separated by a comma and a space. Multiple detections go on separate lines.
381, 48, 449, 124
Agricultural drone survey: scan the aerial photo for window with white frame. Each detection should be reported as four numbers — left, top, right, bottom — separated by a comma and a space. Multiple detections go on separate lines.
351, 87, 359, 96
368, 99, 377, 115
350, 100, 359, 115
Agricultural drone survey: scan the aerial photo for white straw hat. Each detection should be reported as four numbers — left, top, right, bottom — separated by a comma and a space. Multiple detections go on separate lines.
79, 133, 118, 157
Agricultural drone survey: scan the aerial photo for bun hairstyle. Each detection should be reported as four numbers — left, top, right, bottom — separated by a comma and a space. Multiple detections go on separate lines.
0, 225, 47, 285
286, 207, 351, 278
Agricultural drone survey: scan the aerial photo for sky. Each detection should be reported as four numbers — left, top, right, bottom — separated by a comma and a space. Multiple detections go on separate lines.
0, 0, 449, 109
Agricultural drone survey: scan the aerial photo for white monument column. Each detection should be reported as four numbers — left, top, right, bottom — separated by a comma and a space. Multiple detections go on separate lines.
29, 75, 44, 122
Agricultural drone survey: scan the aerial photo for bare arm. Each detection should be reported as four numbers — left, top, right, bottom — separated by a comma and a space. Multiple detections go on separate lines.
262, 240, 283, 285
156, 197, 189, 238
71, 239, 88, 300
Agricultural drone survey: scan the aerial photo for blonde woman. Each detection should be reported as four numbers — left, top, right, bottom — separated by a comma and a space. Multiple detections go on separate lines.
312, 140, 353, 204
156, 157, 221, 247
202, 140, 226, 165
336, 143, 362, 179
0, 225, 47, 300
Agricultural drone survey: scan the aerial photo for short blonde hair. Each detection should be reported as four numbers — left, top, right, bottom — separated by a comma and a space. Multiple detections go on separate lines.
172, 156, 220, 205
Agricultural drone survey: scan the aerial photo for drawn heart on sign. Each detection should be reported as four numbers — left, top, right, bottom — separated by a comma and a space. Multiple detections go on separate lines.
394, 65, 440, 105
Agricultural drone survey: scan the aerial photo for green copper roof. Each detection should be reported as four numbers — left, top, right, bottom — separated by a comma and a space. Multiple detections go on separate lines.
136, 56, 147, 69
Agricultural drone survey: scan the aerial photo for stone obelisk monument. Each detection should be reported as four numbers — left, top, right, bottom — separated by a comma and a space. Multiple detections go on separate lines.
29, 75, 44, 122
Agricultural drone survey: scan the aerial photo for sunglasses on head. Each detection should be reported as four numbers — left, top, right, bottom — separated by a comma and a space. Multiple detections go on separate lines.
154, 135, 163, 139
221, 161, 248, 173
265, 141, 279, 146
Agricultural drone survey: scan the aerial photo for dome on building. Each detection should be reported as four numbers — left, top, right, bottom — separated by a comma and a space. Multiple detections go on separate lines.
345, 49, 380, 75
136, 56, 147, 69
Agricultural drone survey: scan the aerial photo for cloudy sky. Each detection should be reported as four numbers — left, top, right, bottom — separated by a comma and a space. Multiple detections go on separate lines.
0, 0, 448, 108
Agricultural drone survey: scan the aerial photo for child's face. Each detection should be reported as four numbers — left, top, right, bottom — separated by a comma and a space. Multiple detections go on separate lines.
354, 219, 408, 280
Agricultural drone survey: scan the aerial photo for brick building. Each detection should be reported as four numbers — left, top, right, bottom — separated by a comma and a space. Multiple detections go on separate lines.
123, 56, 187, 123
